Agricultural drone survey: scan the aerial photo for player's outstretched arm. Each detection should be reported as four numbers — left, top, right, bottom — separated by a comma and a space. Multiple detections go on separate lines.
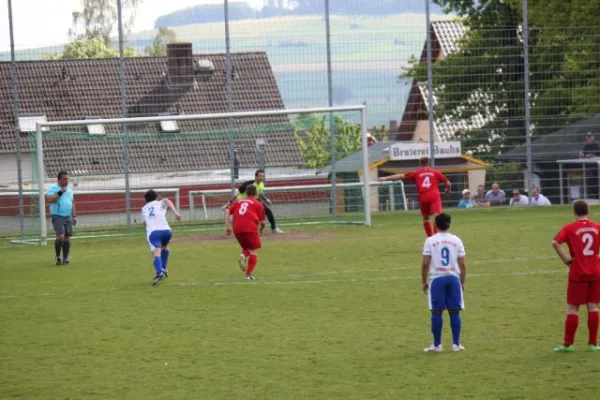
458, 256, 466, 290
163, 198, 182, 221
378, 174, 406, 182
421, 255, 431, 294
552, 240, 572, 266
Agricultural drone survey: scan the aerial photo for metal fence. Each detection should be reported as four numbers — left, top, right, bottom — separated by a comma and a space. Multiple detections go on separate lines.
1, 0, 600, 237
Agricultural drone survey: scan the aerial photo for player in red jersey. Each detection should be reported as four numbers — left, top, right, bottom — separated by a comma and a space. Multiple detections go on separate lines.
224, 185, 266, 280
378, 157, 451, 237
552, 200, 600, 352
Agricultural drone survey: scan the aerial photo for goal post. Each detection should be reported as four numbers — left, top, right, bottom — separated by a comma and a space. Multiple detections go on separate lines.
23, 104, 403, 246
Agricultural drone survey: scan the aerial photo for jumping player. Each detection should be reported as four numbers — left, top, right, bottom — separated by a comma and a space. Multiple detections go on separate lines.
141, 190, 181, 286
222, 169, 284, 234
378, 157, 451, 237
552, 200, 600, 352
224, 185, 266, 280
422, 213, 467, 353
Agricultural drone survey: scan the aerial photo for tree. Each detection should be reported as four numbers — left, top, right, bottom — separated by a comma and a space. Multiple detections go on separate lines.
69, 0, 143, 45
145, 28, 177, 56
293, 115, 388, 169
401, 0, 600, 158
46, 39, 137, 60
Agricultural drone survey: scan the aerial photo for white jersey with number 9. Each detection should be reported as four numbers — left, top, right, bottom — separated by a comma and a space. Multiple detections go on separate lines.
423, 232, 466, 282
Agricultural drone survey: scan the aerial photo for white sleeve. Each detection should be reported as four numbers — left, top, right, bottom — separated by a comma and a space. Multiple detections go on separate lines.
457, 238, 466, 257
542, 196, 551, 206
423, 238, 432, 256
522, 196, 529, 205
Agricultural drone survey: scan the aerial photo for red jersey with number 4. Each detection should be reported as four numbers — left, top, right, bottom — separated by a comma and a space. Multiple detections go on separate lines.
405, 167, 449, 198
554, 220, 600, 282
229, 197, 265, 233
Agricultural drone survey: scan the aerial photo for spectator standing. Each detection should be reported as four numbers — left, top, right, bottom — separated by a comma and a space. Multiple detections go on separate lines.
580, 132, 600, 198
485, 183, 506, 206
457, 189, 474, 209
530, 187, 552, 206
471, 185, 490, 207
510, 189, 530, 206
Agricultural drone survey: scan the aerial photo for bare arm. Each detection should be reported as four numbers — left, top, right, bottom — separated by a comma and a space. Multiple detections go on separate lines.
72, 200, 77, 225
458, 256, 467, 290
378, 173, 406, 182
421, 255, 431, 294
163, 198, 181, 221
224, 209, 232, 235
552, 240, 572, 266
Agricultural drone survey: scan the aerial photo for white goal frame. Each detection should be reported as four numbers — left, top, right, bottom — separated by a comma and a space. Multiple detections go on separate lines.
34, 105, 369, 246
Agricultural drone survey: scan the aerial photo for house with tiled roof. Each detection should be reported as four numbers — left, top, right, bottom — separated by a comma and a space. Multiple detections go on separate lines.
0, 43, 301, 181
390, 20, 490, 146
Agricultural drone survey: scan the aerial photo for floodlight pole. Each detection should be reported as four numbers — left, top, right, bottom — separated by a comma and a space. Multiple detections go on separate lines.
36, 123, 47, 246
325, 0, 337, 216
225, 0, 236, 193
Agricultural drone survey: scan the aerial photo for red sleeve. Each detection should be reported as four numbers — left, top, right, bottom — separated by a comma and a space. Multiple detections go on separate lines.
404, 171, 415, 181
434, 169, 449, 184
554, 227, 567, 243
228, 202, 237, 214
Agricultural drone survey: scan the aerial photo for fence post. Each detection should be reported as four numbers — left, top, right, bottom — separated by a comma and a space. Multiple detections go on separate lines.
117, 0, 131, 228
425, 0, 436, 167
225, 0, 236, 194
522, 0, 533, 202
325, 0, 338, 217
7, 0, 25, 239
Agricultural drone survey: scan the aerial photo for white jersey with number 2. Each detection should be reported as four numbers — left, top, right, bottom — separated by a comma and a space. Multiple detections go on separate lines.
422, 232, 466, 282
142, 200, 171, 237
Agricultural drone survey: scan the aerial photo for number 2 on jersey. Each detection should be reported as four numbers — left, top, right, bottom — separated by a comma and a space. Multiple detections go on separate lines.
422, 176, 431, 188
441, 247, 450, 266
149, 207, 155, 217
238, 202, 249, 215
582, 233, 595, 256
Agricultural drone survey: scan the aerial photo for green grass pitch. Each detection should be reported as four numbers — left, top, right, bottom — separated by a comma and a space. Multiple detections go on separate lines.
2, 207, 600, 399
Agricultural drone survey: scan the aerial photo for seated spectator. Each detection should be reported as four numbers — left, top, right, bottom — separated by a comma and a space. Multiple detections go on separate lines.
510, 189, 529, 206
472, 185, 490, 207
530, 187, 551, 206
458, 189, 474, 209
485, 183, 506, 206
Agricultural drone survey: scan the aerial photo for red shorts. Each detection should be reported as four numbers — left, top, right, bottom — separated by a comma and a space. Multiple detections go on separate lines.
567, 281, 600, 305
419, 196, 443, 218
235, 232, 261, 251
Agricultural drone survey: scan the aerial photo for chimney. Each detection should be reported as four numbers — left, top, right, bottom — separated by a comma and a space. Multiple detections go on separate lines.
167, 43, 195, 88
389, 120, 399, 132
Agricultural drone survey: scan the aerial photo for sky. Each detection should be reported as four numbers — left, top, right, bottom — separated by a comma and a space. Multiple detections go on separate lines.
0, 0, 264, 50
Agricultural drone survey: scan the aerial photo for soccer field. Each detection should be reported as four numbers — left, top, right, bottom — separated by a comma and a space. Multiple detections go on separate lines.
1, 207, 599, 399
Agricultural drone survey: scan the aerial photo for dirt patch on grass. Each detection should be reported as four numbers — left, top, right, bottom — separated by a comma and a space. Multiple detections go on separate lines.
178, 231, 329, 244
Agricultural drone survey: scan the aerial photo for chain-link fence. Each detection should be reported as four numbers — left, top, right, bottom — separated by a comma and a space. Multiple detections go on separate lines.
1, 0, 599, 238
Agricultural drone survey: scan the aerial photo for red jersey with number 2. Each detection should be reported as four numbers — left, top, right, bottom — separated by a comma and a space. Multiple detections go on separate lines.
405, 167, 448, 199
554, 220, 600, 282
229, 197, 265, 233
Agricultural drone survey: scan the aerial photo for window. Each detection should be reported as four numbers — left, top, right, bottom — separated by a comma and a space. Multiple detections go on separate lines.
160, 120, 179, 133
18, 114, 48, 132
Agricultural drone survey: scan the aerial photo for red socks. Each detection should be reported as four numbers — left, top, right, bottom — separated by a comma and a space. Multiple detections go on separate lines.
423, 222, 433, 237
564, 314, 579, 346
247, 254, 258, 275
588, 311, 599, 346
242, 249, 250, 257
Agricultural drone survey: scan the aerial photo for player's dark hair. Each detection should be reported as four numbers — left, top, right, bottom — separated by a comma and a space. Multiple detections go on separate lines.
435, 213, 452, 231
419, 157, 429, 167
144, 189, 158, 203
255, 169, 265, 177
57, 171, 68, 180
573, 200, 589, 217
246, 185, 257, 197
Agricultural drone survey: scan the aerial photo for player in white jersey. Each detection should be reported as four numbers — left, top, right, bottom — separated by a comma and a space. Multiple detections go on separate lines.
421, 213, 467, 353
141, 189, 181, 286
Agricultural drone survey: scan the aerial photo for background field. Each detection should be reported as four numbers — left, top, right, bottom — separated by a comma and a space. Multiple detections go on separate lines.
2, 207, 600, 399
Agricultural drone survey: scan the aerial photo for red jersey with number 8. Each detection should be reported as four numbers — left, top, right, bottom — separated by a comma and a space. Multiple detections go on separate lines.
554, 220, 600, 281
229, 197, 265, 233
405, 167, 449, 198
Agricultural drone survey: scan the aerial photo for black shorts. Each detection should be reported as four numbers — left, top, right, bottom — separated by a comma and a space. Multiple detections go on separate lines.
51, 215, 73, 237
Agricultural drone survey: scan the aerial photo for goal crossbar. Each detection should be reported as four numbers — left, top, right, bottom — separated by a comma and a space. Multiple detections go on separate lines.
33, 104, 369, 245
189, 181, 406, 220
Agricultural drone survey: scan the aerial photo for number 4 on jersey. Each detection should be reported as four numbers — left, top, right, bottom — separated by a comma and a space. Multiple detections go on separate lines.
422, 176, 431, 188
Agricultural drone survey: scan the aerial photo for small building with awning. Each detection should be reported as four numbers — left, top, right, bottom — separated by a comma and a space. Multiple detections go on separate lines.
496, 114, 600, 203
319, 141, 487, 211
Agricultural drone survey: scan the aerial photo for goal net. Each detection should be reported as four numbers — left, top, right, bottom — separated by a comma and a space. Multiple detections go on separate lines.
15, 106, 406, 245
